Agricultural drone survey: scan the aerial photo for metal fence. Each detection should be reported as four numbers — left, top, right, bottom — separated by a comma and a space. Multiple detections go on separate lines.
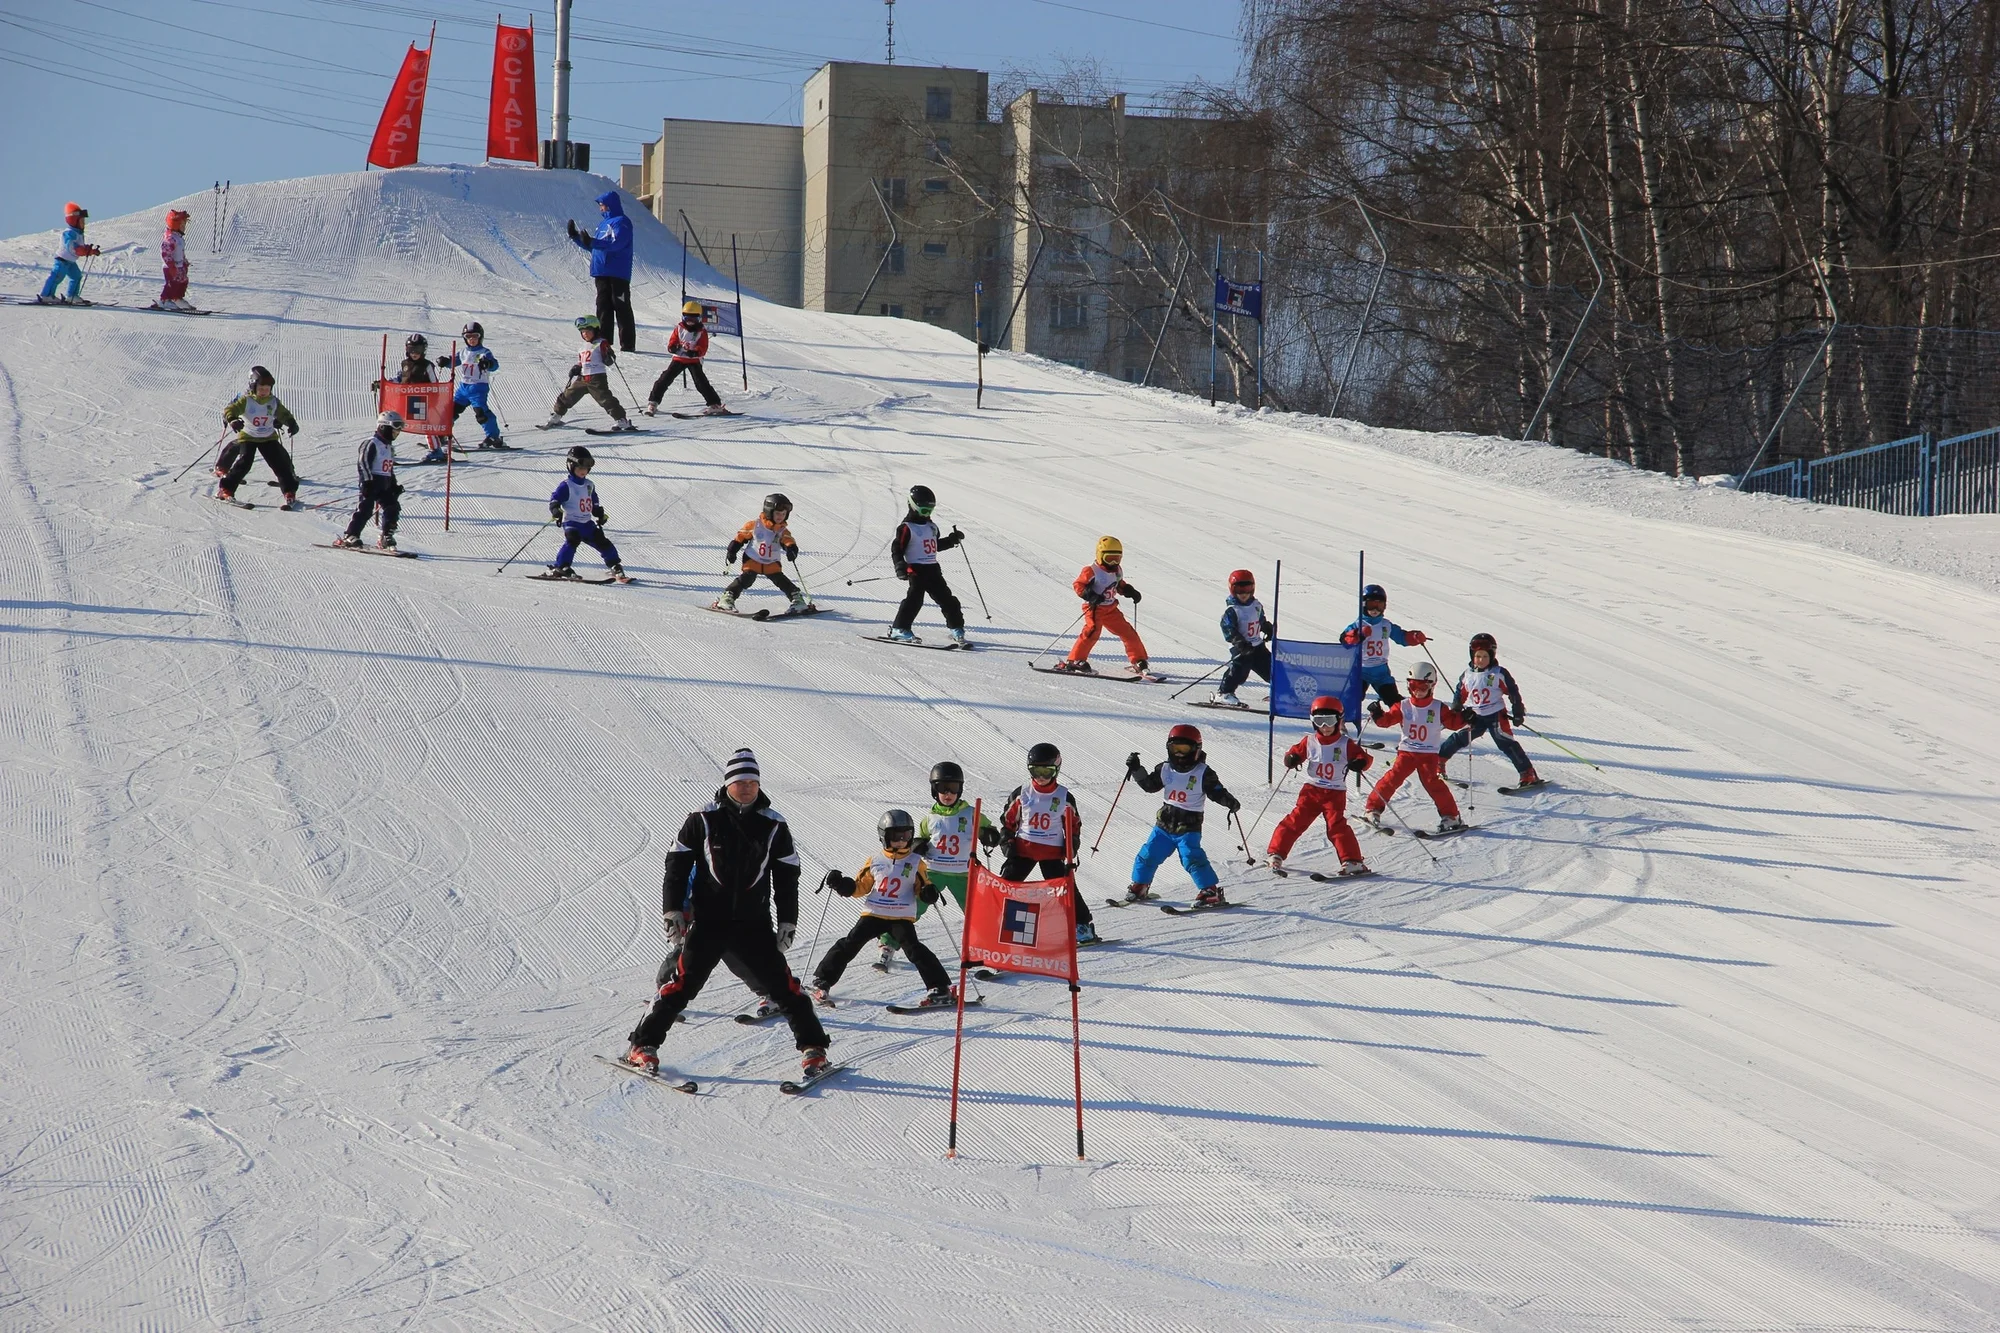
1734, 428, 2000, 516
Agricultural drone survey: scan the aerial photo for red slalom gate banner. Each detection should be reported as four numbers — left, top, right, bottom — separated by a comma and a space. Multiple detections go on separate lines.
947, 803, 1088, 1160
367, 27, 434, 170
487, 21, 538, 162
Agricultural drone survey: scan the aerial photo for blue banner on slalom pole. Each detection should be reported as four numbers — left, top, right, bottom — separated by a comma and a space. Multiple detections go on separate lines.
1269, 638, 1363, 721
698, 300, 741, 337
1213, 275, 1263, 322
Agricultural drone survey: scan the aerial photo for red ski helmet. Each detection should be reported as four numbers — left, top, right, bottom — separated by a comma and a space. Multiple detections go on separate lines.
166, 209, 190, 230
1227, 569, 1255, 593
1469, 632, 1497, 660
1309, 695, 1344, 729
64, 201, 85, 224
1167, 723, 1202, 748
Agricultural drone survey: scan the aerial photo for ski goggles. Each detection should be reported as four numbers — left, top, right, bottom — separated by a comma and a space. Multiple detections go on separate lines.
1027, 763, 1060, 781
913, 503, 935, 517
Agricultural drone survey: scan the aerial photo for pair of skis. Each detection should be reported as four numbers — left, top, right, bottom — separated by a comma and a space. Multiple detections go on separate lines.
593, 1053, 844, 1096
706, 602, 823, 621
864, 634, 973, 651
1030, 662, 1167, 684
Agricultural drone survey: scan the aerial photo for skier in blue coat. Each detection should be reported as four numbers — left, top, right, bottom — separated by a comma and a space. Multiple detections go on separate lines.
567, 191, 636, 351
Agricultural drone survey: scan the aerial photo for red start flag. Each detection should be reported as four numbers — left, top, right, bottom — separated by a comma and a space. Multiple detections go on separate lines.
962, 863, 1078, 982
367, 39, 433, 170
487, 22, 539, 162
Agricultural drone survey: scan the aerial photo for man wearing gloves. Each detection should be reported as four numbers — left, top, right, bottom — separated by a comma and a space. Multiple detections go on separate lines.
567, 190, 636, 352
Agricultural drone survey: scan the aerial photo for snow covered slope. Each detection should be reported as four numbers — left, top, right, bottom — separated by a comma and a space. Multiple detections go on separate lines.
2, 167, 1998, 1332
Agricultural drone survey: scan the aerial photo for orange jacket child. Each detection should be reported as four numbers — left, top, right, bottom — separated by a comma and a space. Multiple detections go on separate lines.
1054, 535, 1150, 677
715, 491, 813, 615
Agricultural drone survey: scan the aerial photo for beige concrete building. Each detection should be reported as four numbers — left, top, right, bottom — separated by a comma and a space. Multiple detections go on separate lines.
635, 119, 803, 307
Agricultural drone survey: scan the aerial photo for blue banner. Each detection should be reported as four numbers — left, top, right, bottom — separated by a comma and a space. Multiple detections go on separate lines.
1213, 276, 1263, 322
1268, 637, 1362, 721
698, 300, 741, 337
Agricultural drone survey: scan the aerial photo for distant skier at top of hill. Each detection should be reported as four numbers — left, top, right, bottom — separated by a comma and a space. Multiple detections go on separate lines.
567, 190, 636, 353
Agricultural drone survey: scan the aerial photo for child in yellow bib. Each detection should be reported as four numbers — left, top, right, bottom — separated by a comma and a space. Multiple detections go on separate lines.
811, 809, 955, 1007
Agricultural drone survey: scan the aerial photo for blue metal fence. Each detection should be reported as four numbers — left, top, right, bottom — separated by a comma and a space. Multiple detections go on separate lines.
1738, 427, 1999, 516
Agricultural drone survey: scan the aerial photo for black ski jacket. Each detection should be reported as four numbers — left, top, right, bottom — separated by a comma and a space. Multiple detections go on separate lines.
1126, 755, 1240, 835
661, 787, 802, 926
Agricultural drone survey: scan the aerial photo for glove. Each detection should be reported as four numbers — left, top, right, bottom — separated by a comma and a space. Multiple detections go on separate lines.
1367, 702, 1386, 723
1406, 630, 1428, 646
911, 835, 932, 858
662, 910, 686, 943
950, 525, 964, 540
1081, 590, 1105, 608
566, 364, 581, 382
549, 507, 564, 524
368, 380, 382, 392
1511, 709, 1525, 726
822, 869, 856, 895
783, 545, 799, 562
479, 354, 497, 371
227, 418, 243, 432
435, 355, 452, 368
1223, 797, 1242, 814
566, 219, 581, 240
895, 567, 909, 580
725, 541, 743, 563
775, 922, 796, 951
1282, 751, 1303, 770
594, 514, 609, 530
978, 824, 1002, 849
1121, 583, 1142, 603
1125, 751, 1143, 774
1349, 752, 1374, 775
918, 882, 941, 904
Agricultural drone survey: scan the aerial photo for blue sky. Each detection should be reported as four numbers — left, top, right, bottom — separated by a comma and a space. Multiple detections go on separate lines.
0, 0, 1239, 240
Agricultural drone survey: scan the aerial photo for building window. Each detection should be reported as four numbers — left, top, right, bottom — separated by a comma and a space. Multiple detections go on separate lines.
877, 177, 907, 208
1049, 291, 1087, 330
879, 303, 905, 318
923, 178, 949, 194
926, 86, 952, 121
923, 304, 949, 322
926, 138, 953, 163
922, 241, 949, 258
881, 242, 906, 275
1123, 367, 1146, 383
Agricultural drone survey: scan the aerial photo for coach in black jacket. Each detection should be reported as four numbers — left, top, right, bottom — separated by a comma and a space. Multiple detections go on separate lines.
626, 749, 828, 1061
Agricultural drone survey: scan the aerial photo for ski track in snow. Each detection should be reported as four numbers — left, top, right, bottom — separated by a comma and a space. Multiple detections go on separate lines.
1, 166, 1997, 1331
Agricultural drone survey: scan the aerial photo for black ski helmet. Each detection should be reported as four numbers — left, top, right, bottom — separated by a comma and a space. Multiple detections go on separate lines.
461, 321, 483, 340
761, 492, 792, 518
1469, 632, 1497, 661
405, 333, 428, 354
565, 444, 595, 470
878, 808, 916, 849
909, 484, 936, 512
1026, 742, 1061, 775
247, 364, 274, 391
1362, 583, 1387, 607
928, 760, 965, 798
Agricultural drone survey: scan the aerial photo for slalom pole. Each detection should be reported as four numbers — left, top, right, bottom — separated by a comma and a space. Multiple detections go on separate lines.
1241, 767, 1293, 862
1167, 662, 1224, 700
495, 517, 555, 574
1032, 611, 1086, 665
947, 804, 982, 1158
1518, 720, 1604, 771
1088, 770, 1130, 856
959, 544, 992, 620
174, 427, 231, 482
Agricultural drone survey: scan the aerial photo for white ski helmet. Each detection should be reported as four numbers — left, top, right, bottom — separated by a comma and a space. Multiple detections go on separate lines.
377, 410, 405, 433
1406, 661, 1437, 684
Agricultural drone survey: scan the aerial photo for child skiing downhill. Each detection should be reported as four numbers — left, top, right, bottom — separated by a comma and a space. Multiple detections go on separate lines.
1340, 584, 1429, 712
717, 492, 810, 613
1211, 569, 1274, 707
878, 761, 994, 970
445, 321, 509, 449
1121, 724, 1242, 907
623, 750, 832, 1081
1441, 633, 1544, 790
332, 412, 405, 551
1269, 695, 1374, 876
998, 743, 1100, 944
887, 484, 968, 645
152, 209, 193, 311
542, 316, 636, 432
36, 202, 100, 305
811, 810, 956, 1007
544, 445, 629, 583
1364, 662, 1467, 834
643, 302, 730, 416
215, 365, 302, 507
1056, 536, 1149, 676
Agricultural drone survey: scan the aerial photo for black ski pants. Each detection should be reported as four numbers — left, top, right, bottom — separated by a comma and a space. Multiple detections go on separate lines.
814, 916, 950, 993
630, 916, 826, 1051
648, 359, 721, 408
344, 477, 401, 540
595, 276, 636, 351
893, 563, 964, 632
656, 946, 767, 994
999, 854, 1093, 925
220, 436, 299, 493
1219, 643, 1271, 695
724, 567, 801, 600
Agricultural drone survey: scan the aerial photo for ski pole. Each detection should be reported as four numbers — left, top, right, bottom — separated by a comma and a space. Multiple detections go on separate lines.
308, 488, 355, 512
789, 555, 814, 603
1089, 769, 1131, 856
174, 427, 231, 482
801, 863, 840, 978
1518, 720, 1603, 771
845, 573, 897, 586
1358, 767, 1442, 865
959, 543, 992, 620
1241, 767, 1293, 863
1033, 611, 1086, 664
496, 517, 555, 573
613, 359, 641, 412
1167, 662, 1225, 700
1229, 808, 1254, 863
487, 389, 510, 430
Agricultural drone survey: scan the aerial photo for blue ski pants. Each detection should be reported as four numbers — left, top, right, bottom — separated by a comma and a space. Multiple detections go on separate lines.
452, 383, 500, 439
1361, 664, 1403, 707
555, 522, 621, 569
1439, 711, 1534, 778
1130, 824, 1218, 891
41, 258, 81, 301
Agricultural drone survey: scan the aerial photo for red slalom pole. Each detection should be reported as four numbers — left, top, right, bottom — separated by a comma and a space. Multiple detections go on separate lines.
443, 340, 457, 531
1070, 980, 1085, 1160
947, 800, 981, 1159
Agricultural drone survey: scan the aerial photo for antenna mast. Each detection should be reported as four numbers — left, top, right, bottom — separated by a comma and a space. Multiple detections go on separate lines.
885, 0, 895, 64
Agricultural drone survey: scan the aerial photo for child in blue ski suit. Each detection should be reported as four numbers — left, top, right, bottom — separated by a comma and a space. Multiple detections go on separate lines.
1340, 583, 1429, 709
1211, 568, 1274, 707
545, 445, 629, 582
1121, 724, 1241, 907
38, 203, 100, 304
443, 321, 509, 449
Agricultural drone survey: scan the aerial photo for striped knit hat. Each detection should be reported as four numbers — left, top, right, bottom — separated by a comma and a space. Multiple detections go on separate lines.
722, 748, 760, 783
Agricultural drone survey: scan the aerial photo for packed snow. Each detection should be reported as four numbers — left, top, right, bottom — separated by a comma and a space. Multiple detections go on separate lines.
2, 166, 1997, 1331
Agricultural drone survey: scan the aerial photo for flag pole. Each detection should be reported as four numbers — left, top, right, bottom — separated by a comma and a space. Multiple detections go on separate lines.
731, 233, 748, 390
947, 799, 980, 1159
1266, 558, 1282, 783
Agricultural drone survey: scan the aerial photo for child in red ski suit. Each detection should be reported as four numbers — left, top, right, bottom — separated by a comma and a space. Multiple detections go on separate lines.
1364, 662, 1466, 834
156, 209, 192, 310
1058, 535, 1149, 674
1269, 695, 1374, 876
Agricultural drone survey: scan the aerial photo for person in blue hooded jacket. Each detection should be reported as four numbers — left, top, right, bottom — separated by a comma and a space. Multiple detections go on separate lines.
567, 191, 636, 351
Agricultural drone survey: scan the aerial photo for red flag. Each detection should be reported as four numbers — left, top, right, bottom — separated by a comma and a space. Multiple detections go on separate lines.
962, 863, 1078, 982
487, 22, 539, 162
367, 39, 433, 170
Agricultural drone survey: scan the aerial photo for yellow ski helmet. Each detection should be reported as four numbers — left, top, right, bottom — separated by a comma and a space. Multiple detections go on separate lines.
1095, 535, 1123, 564
682, 300, 705, 317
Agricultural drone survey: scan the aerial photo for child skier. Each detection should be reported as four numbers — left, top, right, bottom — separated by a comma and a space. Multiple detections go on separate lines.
1269, 695, 1374, 876
1121, 724, 1242, 907
215, 365, 302, 507
1441, 633, 1545, 790
716, 492, 810, 613
545, 445, 630, 583
152, 208, 192, 311
811, 810, 956, 1007
1056, 536, 1149, 676
333, 412, 405, 550
36, 202, 100, 305
1364, 662, 1467, 834
542, 316, 636, 433
444, 321, 509, 449
1340, 583, 1429, 711
1211, 569, 1274, 707
643, 301, 730, 416
877, 760, 995, 970
887, 484, 968, 646
998, 742, 1100, 943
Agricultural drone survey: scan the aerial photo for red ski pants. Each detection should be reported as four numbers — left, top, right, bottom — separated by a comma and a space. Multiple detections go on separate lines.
1365, 752, 1459, 819
1269, 784, 1362, 862
160, 263, 189, 303
1068, 605, 1148, 665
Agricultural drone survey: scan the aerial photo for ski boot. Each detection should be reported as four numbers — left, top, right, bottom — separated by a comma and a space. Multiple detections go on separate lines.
750, 997, 782, 1021
377, 532, 398, 551
788, 592, 813, 614
487, 435, 514, 450
1131, 658, 1151, 674
714, 591, 738, 611
1337, 860, 1373, 877
701, 403, 732, 416
887, 627, 918, 643
917, 987, 956, 1009
1266, 853, 1286, 875
1050, 658, 1092, 674
1194, 885, 1228, 908
622, 1044, 659, 1076
1210, 690, 1243, 707
641, 401, 659, 416
545, 565, 580, 581
418, 445, 447, 465
1075, 921, 1101, 945
279, 492, 301, 512
874, 940, 897, 970
809, 982, 834, 1006
215, 485, 238, 503
608, 563, 632, 584
608, 418, 638, 433
949, 627, 969, 647
1437, 815, 1467, 833
331, 533, 362, 549
541, 414, 566, 429
1512, 772, 1548, 790
1362, 809, 1387, 832
1123, 882, 1155, 904
800, 1046, 832, 1079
